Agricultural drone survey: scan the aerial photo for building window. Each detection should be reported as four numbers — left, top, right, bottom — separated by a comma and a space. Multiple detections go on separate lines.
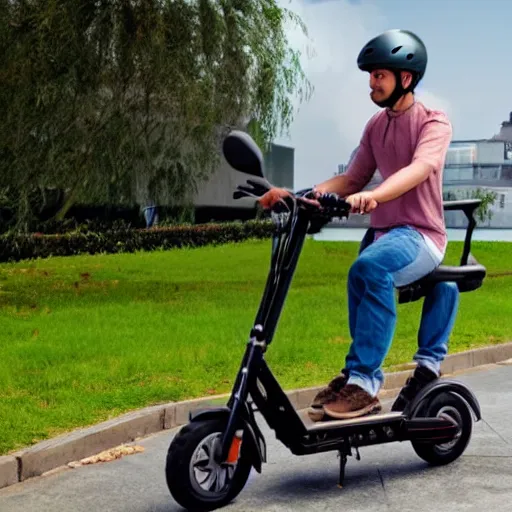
475, 167, 499, 180
443, 166, 474, 181
500, 194, 505, 209
446, 144, 476, 165
503, 166, 512, 180
505, 142, 512, 160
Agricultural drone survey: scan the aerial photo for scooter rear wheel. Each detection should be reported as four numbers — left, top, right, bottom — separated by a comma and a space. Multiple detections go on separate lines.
165, 418, 252, 511
411, 392, 472, 466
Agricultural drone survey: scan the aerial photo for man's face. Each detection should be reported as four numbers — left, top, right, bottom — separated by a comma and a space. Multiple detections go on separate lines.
369, 69, 396, 105
368, 69, 413, 106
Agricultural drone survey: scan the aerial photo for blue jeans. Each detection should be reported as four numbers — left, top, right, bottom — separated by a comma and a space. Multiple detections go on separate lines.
345, 226, 459, 397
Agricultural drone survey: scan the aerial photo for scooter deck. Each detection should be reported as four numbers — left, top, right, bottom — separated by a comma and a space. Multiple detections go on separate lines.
298, 401, 403, 431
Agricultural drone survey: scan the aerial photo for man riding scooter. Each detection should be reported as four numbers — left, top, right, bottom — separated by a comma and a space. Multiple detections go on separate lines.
258, 29, 457, 421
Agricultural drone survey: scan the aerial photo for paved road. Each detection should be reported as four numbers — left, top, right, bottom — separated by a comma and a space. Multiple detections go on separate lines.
2, 364, 512, 512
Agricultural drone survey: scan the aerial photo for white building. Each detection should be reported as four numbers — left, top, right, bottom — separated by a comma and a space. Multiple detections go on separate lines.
444, 139, 512, 228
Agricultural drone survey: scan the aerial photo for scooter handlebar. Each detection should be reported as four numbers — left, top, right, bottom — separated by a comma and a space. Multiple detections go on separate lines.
233, 183, 351, 233
316, 193, 351, 215
296, 190, 351, 217
293, 190, 351, 234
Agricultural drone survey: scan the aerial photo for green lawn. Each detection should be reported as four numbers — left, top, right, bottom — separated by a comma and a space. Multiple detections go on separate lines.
0, 238, 511, 455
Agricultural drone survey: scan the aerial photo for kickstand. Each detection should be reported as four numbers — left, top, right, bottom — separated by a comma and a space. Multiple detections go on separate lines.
337, 451, 348, 488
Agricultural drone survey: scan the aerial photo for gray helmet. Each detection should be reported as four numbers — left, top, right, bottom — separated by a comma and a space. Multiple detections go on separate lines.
357, 29, 427, 87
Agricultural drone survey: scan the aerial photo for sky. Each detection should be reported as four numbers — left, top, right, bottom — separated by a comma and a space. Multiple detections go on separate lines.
274, 0, 512, 189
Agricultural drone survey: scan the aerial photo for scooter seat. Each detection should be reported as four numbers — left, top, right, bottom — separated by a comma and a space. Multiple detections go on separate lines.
422, 263, 487, 285
397, 260, 486, 304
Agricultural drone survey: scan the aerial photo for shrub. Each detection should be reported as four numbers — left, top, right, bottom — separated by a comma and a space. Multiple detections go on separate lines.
0, 221, 275, 263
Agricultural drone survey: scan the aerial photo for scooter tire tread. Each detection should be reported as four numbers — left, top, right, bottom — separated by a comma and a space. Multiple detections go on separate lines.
165, 418, 252, 511
411, 392, 473, 466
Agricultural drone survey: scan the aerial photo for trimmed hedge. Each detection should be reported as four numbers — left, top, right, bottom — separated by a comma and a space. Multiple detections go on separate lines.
0, 220, 275, 263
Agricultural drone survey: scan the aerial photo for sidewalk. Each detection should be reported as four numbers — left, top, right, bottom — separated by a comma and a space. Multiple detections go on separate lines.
1, 361, 512, 512
2, 341, 512, 493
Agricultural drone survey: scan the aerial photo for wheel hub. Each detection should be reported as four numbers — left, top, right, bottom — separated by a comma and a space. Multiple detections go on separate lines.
189, 432, 238, 495
436, 405, 463, 451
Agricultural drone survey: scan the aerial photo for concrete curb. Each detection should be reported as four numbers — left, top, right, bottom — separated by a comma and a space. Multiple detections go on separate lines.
2, 341, 512, 490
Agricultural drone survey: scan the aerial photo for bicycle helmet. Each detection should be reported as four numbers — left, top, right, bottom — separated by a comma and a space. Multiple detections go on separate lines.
357, 29, 427, 108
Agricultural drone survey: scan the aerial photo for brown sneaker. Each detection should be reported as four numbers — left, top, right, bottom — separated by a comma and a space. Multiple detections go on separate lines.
323, 384, 382, 419
307, 373, 348, 421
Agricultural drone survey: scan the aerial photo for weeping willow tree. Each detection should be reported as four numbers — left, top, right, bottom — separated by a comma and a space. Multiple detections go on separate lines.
0, 0, 312, 229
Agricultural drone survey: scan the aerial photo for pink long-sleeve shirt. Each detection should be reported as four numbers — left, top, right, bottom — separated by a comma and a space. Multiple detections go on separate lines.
344, 101, 453, 254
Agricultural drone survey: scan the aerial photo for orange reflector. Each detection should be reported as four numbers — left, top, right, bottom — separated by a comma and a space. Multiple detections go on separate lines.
226, 436, 242, 464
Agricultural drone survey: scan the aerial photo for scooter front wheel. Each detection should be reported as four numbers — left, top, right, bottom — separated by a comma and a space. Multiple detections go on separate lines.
165, 418, 252, 511
411, 392, 472, 466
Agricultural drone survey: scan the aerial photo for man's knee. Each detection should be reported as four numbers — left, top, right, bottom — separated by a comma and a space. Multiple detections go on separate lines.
350, 256, 374, 277
349, 255, 388, 285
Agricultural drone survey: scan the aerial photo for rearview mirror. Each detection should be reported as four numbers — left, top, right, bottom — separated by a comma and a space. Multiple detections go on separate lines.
222, 130, 265, 179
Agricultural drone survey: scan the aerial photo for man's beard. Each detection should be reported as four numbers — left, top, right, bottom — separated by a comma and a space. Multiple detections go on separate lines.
371, 85, 406, 109
370, 89, 390, 108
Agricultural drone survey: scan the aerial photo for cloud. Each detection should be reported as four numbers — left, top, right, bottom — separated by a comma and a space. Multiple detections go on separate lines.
275, 0, 452, 189
414, 78, 454, 119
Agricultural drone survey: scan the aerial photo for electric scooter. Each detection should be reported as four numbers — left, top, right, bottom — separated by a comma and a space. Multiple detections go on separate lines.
165, 130, 487, 511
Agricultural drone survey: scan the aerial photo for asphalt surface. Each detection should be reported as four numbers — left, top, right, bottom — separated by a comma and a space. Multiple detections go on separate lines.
1, 364, 512, 512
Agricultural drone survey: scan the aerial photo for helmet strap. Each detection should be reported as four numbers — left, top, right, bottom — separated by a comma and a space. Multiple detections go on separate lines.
374, 69, 417, 109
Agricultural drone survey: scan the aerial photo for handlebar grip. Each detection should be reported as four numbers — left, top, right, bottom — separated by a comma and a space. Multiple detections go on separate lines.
318, 193, 350, 212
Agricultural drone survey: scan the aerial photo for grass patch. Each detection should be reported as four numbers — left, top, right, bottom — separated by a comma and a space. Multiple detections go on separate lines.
0, 238, 511, 454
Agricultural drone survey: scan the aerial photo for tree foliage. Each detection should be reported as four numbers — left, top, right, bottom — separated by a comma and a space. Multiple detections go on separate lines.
0, 0, 312, 229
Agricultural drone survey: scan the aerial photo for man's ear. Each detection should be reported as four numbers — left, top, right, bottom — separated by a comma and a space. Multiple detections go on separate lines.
401, 71, 413, 89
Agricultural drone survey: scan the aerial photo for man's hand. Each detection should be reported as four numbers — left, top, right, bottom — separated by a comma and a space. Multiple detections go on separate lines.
258, 187, 292, 209
345, 191, 378, 214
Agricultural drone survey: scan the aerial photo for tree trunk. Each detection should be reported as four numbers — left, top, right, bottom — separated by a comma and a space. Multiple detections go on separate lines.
53, 185, 79, 221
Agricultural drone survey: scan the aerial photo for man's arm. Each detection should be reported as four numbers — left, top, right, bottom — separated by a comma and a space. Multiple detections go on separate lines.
313, 172, 361, 198
371, 119, 452, 204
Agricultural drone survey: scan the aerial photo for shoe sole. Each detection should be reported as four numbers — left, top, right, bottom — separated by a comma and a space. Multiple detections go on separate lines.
307, 406, 325, 422
323, 400, 382, 420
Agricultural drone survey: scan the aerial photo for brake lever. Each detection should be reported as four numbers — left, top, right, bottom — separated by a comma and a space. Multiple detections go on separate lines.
246, 179, 271, 195
237, 184, 262, 196
235, 179, 272, 199
295, 187, 316, 200
296, 195, 322, 212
